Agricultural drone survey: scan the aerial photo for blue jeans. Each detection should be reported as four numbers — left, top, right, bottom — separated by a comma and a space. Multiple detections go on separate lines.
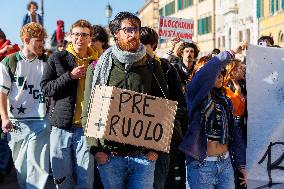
8, 119, 50, 189
98, 155, 156, 189
50, 126, 94, 189
187, 157, 234, 189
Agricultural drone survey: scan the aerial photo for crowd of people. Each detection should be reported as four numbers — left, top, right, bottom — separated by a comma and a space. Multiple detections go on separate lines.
0, 1, 279, 189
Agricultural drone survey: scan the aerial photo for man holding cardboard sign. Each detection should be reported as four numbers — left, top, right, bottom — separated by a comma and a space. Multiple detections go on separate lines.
81, 12, 170, 189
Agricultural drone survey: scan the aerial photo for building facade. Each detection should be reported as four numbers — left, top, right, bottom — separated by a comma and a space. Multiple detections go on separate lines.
138, 0, 159, 30
215, 0, 258, 51
156, 0, 216, 55
257, 0, 284, 46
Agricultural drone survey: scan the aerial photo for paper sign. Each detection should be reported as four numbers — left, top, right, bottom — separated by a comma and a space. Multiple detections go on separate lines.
158, 16, 194, 42
85, 85, 177, 153
246, 45, 284, 188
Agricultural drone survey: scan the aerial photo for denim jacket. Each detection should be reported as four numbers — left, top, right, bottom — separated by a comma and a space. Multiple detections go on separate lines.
179, 51, 246, 168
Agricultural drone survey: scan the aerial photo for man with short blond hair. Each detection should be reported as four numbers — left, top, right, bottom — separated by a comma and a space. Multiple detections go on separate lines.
0, 22, 49, 188
41, 19, 98, 189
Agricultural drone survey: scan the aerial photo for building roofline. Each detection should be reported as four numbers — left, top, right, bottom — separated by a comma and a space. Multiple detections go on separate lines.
138, 0, 152, 14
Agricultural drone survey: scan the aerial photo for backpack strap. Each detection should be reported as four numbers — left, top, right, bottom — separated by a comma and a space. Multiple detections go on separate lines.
6, 53, 17, 81
147, 56, 167, 99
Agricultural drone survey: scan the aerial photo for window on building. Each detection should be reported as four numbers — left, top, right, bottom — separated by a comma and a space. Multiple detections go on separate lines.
218, 37, 221, 48
222, 36, 225, 48
257, 0, 264, 18
178, 0, 193, 10
278, 31, 284, 45
198, 16, 212, 35
246, 29, 251, 44
159, 8, 164, 16
239, 31, 243, 42
270, 0, 275, 14
282, 0, 284, 9
270, 0, 281, 14
159, 38, 165, 45
229, 28, 231, 49
165, 1, 175, 16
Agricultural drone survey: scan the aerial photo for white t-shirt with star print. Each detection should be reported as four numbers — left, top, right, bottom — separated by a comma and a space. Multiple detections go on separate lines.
0, 51, 47, 120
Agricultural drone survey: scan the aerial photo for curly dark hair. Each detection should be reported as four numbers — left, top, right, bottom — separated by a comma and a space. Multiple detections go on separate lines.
140, 27, 159, 51
92, 25, 109, 49
109, 12, 141, 37
176, 42, 200, 59
27, 1, 38, 11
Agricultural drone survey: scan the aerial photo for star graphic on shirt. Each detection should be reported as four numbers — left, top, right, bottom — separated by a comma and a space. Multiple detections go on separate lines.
17, 105, 26, 114
10, 105, 14, 112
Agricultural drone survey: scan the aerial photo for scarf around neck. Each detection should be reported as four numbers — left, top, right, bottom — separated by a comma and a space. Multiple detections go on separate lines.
91, 43, 146, 88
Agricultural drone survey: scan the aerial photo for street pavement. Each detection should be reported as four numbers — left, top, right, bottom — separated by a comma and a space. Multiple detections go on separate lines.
0, 168, 55, 189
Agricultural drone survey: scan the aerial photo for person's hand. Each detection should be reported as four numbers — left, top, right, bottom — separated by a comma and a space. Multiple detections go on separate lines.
233, 42, 248, 54
239, 168, 247, 187
1, 119, 15, 133
232, 79, 241, 92
94, 152, 109, 165
146, 151, 158, 161
169, 37, 180, 51
70, 64, 87, 79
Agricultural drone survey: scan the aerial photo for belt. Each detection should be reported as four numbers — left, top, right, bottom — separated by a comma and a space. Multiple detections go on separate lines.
111, 150, 147, 157
205, 151, 229, 161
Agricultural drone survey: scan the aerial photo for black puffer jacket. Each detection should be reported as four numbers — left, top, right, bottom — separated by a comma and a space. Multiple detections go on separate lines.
158, 58, 188, 148
40, 51, 92, 129
171, 57, 195, 88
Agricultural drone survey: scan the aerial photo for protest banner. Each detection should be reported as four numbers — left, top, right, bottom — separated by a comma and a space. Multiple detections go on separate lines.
246, 45, 284, 188
85, 85, 177, 153
158, 16, 194, 42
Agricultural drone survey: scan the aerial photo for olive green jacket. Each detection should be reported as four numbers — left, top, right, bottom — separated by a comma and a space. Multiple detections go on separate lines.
81, 55, 169, 154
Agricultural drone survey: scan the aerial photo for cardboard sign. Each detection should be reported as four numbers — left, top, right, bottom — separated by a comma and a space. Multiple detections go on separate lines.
85, 85, 177, 153
246, 45, 284, 188
158, 16, 194, 42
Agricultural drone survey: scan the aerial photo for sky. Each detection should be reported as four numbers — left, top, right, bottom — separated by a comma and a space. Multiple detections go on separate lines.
0, 0, 146, 44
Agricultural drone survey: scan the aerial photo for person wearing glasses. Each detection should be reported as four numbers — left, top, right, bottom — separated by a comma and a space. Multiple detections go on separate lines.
81, 12, 168, 189
41, 19, 98, 189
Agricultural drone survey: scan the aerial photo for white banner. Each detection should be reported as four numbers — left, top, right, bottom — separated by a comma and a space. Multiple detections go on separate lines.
158, 16, 194, 42
247, 45, 284, 188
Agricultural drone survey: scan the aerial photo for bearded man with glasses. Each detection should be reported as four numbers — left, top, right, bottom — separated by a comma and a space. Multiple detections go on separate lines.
41, 19, 98, 189
81, 12, 169, 189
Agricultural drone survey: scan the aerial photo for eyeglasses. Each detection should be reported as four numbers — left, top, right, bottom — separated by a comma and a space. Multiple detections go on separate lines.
118, 27, 140, 34
71, 32, 90, 39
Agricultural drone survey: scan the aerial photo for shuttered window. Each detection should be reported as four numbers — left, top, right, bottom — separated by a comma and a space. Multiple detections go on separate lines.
165, 1, 175, 16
